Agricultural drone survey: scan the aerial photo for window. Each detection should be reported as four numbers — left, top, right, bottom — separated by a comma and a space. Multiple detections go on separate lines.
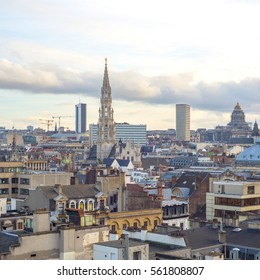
20, 178, 30, 185
20, 188, 29, 195
133, 251, 141, 260
154, 220, 158, 227
110, 196, 114, 205
100, 199, 105, 211
0, 178, 9, 184
58, 203, 65, 215
111, 225, 116, 232
17, 222, 23, 230
79, 201, 84, 210
70, 201, 76, 208
123, 223, 127, 229
143, 221, 148, 229
12, 187, 18, 194
133, 222, 138, 229
99, 218, 105, 225
248, 185, 255, 194
88, 201, 94, 211
12, 178, 18, 184
0, 188, 9, 194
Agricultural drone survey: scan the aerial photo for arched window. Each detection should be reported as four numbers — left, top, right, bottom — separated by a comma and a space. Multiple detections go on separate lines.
79, 201, 84, 210
70, 201, 76, 208
88, 201, 94, 211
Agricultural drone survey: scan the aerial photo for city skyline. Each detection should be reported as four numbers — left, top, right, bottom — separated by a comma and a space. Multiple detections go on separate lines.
1, 0, 260, 130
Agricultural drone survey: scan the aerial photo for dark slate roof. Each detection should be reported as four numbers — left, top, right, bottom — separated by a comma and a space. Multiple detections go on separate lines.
88, 144, 97, 160
169, 156, 198, 168
108, 144, 116, 158
183, 222, 260, 251
103, 158, 115, 167
117, 159, 130, 167
0, 155, 6, 162
173, 172, 209, 192
142, 157, 169, 170
141, 146, 154, 153
37, 184, 99, 199
159, 171, 176, 180
0, 232, 19, 255
95, 239, 147, 249
229, 137, 254, 145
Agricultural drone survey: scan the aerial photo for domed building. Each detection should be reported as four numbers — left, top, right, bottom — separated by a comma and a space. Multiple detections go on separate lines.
235, 139, 260, 167
227, 102, 250, 130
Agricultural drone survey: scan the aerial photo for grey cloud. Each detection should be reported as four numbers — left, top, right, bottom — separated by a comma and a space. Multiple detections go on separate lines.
1, 59, 260, 114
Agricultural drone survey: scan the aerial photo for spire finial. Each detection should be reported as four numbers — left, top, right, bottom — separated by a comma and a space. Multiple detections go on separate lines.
105, 57, 107, 65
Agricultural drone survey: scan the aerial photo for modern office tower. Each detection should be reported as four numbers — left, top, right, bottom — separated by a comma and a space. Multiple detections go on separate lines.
75, 103, 87, 133
176, 104, 190, 141
89, 123, 147, 147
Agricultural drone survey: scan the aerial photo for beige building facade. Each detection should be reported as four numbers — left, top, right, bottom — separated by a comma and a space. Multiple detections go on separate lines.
206, 180, 260, 223
0, 161, 72, 199
0, 210, 109, 260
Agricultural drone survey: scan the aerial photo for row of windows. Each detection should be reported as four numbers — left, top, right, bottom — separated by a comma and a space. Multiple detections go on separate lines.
218, 185, 255, 194
0, 188, 30, 195
0, 178, 30, 185
0, 167, 24, 173
215, 197, 260, 207
163, 205, 187, 216
69, 200, 95, 211
110, 220, 159, 232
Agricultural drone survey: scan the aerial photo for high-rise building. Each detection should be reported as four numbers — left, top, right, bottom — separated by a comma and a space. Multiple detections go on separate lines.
89, 123, 147, 146
75, 103, 87, 133
176, 104, 190, 141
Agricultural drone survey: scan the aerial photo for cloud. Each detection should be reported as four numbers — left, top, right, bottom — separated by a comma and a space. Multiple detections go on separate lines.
1, 59, 260, 116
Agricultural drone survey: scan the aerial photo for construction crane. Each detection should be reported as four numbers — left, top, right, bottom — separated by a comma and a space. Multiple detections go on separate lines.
52, 115, 73, 129
39, 119, 54, 131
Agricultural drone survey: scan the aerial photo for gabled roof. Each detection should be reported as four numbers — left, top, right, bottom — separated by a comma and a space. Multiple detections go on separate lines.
117, 159, 131, 167
37, 184, 100, 200
103, 158, 115, 167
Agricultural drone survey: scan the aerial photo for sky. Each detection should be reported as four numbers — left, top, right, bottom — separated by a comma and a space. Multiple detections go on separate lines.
1, 0, 260, 131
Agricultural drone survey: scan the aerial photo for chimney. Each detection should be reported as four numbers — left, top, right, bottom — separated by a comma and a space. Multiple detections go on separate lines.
218, 229, 226, 243
59, 225, 76, 260
121, 234, 129, 260
33, 209, 50, 233
157, 181, 163, 201
212, 219, 219, 229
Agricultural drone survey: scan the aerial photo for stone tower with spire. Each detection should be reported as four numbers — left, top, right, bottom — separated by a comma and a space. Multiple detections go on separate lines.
96, 59, 116, 162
